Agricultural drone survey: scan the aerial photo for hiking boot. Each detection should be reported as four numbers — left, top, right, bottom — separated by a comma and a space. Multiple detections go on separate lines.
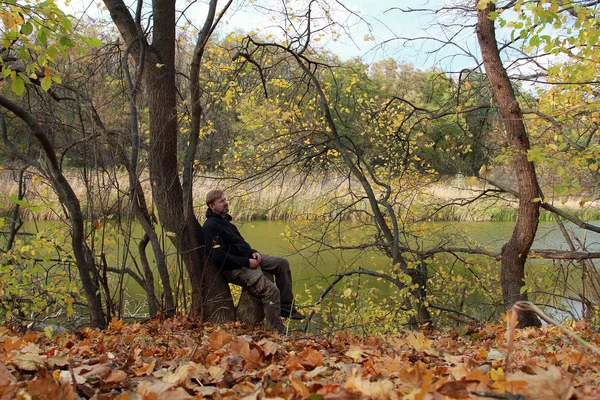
281, 308, 305, 320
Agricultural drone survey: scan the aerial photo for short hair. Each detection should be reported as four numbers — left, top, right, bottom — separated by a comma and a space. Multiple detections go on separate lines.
206, 189, 224, 206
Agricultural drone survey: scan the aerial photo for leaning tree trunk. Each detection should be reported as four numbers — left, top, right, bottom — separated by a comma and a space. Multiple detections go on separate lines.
476, 0, 541, 327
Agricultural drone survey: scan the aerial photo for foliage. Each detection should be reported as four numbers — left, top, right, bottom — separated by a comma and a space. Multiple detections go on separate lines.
0, 223, 81, 328
0, 0, 101, 96
0, 317, 599, 398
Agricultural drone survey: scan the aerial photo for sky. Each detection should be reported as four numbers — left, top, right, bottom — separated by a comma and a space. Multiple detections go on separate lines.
62, 0, 482, 71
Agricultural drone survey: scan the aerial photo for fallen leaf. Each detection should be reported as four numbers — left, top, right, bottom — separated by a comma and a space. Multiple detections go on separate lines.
208, 365, 225, 381
507, 365, 576, 399
26, 374, 75, 400
20, 343, 42, 354
13, 353, 44, 371
406, 331, 433, 352
345, 346, 365, 362
304, 365, 329, 379
105, 369, 128, 383
209, 328, 231, 349
137, 380, 194, 400
134, 358, 157, 376
109, 317, 125, 330
47, 354, 70, 369
2, 337, 22, 351
163, 362, 208, 388
344, 372, 398, 400
437, 380, 471, 398
230, 336, 262, 369
0, 362, 18, 400
299, 347, 323, 369
58, 370, 86, 385
81, 364, 111, 380
290, 372, 310, 397
257, 338, 279, 356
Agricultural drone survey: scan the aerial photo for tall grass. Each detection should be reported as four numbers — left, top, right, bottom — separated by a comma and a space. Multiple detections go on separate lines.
1, 170, 599, 223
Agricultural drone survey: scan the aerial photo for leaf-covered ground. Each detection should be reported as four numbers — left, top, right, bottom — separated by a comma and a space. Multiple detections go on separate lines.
1, 317, 599, 399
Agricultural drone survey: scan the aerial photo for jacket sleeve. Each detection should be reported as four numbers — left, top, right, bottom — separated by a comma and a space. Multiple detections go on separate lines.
203, 221, 249, 270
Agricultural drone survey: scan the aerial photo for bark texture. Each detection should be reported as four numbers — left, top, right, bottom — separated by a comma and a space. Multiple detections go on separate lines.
476, 1, 541, 327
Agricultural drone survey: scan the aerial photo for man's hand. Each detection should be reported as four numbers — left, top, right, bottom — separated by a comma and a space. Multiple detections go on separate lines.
248, 258, 260, 269
252, 252, 262, 263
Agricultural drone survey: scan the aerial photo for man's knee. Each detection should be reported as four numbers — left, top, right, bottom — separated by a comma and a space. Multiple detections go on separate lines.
279, 257, 290, 271
251, 275, 280, 300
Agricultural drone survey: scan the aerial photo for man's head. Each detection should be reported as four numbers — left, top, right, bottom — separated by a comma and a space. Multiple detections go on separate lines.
206, 189, 229, 216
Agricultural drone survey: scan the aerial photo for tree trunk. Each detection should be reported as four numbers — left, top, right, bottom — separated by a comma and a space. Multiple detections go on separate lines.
104, 0, 236, 322
0, 96, 107, 329
138, 234, 161, 318
476, 1, 541, 327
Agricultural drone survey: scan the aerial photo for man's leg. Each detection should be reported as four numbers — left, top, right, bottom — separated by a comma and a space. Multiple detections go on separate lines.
229, 267, 286, 334
260, 255, 303, 319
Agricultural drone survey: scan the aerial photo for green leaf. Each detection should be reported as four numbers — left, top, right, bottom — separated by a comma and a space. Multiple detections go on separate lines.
41, 76, 52, 91
18, 46, 30, 61
21, 21, 33, 35
59, 35, 74, 48
46, 46, 59, 59
520, 29, 528, 39
11, 75, 25, 96
530, 35, 540, 47
37, 28, 47, 45
88, 37, 102, 47
44, 326, 54, 338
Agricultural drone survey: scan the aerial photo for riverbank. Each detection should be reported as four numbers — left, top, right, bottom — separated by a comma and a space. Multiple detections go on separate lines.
1, 170, 599, 222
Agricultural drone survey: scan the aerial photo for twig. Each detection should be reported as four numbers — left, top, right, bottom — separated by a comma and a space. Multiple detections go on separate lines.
505, 308, 518, 373
471, 392, 530, 400
185, 343, 199, 362
513, 301, 600, 356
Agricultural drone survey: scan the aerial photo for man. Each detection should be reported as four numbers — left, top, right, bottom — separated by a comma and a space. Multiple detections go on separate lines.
203, 189, 304, 334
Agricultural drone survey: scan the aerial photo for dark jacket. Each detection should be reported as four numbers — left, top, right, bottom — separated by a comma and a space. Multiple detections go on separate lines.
203, 208, 257, 270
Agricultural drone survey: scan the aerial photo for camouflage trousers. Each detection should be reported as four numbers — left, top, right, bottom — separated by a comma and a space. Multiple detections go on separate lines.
228, 255, 293, 334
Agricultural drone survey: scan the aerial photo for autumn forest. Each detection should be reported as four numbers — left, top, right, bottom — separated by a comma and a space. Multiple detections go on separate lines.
1, 0, 600, 398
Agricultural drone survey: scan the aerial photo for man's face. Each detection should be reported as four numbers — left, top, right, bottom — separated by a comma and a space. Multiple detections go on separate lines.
209, 196, 229, 215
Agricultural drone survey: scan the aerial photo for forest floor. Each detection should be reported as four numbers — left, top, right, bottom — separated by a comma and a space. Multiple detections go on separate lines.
1, 317, 599, 400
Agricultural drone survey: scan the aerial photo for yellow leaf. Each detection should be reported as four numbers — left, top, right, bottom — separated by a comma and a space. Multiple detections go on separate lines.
345, 347, 365, 362
109, 317, 124, 330
290, 373, 310, 397
406, 331, 432, 351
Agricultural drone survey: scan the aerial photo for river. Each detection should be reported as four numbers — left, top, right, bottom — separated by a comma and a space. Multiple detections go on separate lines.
12, 219, 600, 323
